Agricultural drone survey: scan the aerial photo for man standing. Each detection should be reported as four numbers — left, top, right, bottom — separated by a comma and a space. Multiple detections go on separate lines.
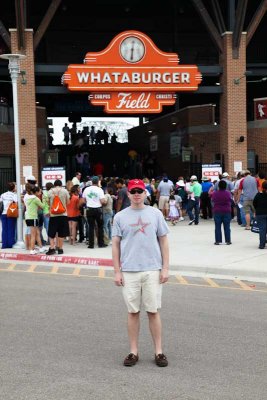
72, 171, 82, 186
200, 176, 213, 219
46, 179, 70, 255
112, 179, 169, 367
187, 175, 202, 225
115, 178, 130, 212
156, 175, 174, 219
237, 170, 259, 230
62, 123, 70, 144
82, 176, 107, 248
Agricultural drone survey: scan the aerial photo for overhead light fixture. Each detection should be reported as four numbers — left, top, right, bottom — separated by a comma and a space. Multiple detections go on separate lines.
215, 82, 220, 86
233, 70, 253, 85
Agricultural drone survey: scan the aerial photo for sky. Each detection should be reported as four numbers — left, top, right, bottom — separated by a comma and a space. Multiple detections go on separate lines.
51, 117, 140, 145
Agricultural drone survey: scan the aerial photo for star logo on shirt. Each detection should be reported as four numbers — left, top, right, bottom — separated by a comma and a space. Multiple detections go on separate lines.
129, 217, 150, 235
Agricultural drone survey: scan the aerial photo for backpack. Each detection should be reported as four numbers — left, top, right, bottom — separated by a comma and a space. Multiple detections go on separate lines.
7, 201, 18, 218
50, 189, 66, 215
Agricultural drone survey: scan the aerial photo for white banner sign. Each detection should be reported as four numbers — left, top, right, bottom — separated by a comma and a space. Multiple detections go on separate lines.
41, 167, 66, 189
202, 164, 222, 182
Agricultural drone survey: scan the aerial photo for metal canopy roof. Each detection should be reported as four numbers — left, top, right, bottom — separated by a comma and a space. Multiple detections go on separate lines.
0, 0, 267, 118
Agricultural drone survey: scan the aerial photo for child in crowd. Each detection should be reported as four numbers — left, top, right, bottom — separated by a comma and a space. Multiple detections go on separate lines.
168, 194, 181, 225
24, 185, 46, 255
23, 183, 33, 250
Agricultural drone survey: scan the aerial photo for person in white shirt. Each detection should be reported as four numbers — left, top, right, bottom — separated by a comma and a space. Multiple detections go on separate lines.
0, 182, 17, 248
82, 176, 107, 248
72, 172, 81, 186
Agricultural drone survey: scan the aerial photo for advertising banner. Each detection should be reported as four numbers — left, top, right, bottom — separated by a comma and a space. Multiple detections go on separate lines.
41, 167, 66, 189
63, 30, 202, 114
202, 164, 222, 182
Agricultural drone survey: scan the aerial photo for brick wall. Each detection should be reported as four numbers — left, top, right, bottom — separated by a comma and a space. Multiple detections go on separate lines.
128, 104, 267, 177
219, 33, 247, 174
0, 107, 47, 179
10, 29, 39, 180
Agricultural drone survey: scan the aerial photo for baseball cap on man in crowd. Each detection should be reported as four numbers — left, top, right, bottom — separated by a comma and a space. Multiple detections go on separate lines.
202, 176, 209, 181
26, 175, 37, 184
190, 175, 198, 181
222, 172, 229, 178
92, 176, 99, 184
128, 179, 146, 191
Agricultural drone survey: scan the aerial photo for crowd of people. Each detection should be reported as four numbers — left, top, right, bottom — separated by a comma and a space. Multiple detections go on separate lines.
1, 169, 267, 252
62, 123, 117, 147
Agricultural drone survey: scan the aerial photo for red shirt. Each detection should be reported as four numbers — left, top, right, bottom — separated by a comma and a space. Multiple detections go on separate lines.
67, 195, 80, 217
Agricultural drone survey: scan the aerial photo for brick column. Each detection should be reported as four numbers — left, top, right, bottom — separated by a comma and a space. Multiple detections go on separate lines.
220, 33, 247, 175
10, 29, 39, 182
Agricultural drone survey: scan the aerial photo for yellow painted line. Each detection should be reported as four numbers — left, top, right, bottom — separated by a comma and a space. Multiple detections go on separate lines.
175, 274, 188, 285
98, 268, 105, 278
0, 268, 266, 293
204, 277, 220, 288
7, 263, 16, 271
27, 264, 37, 273
234, 279, 253, 291
51, 265, 59, 274
167, 280, 266, 292
72, 267, 80, 276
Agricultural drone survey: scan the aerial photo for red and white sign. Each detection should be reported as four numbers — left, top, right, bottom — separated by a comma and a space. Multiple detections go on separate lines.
202, 164, 222, 182
62, 30, 202, 114
254, 97, 267, 120
41, 167, 66, 188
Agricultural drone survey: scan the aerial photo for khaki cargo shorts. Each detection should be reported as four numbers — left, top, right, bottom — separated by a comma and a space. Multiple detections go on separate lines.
243, 200, 255, 214
158, 195, 169, 211
122, 270, 162, 313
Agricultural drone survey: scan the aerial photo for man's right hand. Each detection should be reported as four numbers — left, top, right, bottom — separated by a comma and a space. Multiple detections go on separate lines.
114, 271, 124, 286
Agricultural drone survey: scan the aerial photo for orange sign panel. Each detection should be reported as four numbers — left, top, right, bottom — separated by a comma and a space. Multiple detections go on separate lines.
62, 31, 202, 114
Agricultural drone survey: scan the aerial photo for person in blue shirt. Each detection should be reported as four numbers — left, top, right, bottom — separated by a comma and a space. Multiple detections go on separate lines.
200, 177, 213, 219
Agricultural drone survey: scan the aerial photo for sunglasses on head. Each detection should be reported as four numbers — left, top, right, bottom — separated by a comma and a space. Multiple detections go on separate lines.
129, 188, 144, 194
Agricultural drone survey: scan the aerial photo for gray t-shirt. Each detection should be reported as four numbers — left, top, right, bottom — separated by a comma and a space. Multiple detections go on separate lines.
157, 180, 174, 196
240, 175, 258, 201
112, 206, 169, 272
214, 178, 234, 193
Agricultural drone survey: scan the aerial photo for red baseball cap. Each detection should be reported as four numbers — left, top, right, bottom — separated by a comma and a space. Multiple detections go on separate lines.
128, 179, 146, 191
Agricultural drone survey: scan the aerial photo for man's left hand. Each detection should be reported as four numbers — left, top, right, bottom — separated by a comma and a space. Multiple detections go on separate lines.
160, 268, 169, 284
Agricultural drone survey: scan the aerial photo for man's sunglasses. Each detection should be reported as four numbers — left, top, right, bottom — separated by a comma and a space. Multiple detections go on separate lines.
129, 189, 144, 194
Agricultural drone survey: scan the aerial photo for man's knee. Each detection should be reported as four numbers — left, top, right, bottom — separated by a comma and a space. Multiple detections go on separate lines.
128, 311, 140, 318
147, 311, 158, 318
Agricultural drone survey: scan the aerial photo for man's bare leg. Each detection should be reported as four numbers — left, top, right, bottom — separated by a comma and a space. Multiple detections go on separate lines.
57, 237, 64, 250
245, 213, 251, 228
147, 312, 162, 354
127, 312, 140, 355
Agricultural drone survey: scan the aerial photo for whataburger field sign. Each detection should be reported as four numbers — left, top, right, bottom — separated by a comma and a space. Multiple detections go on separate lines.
63, 30, 202, 114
